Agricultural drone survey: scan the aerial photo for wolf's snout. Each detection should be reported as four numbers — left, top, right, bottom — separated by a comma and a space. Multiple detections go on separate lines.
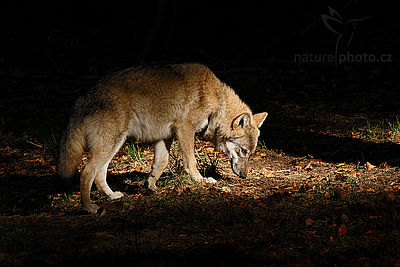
233, 167, 247, 178
238, 166, 248, 178
231, 161, 248, 178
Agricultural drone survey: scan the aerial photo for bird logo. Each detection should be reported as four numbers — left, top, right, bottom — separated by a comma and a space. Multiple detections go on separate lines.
321, 7, 371, 63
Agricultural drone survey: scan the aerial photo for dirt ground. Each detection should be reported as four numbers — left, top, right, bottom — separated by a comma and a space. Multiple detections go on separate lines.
1, 63, 400, 266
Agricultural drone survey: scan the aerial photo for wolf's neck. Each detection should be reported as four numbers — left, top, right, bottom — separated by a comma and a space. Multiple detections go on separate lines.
203, 84, 250, 143
203, 100, 227, 142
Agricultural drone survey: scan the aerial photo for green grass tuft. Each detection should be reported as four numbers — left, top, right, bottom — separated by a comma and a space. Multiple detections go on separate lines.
124, 142, 144, 165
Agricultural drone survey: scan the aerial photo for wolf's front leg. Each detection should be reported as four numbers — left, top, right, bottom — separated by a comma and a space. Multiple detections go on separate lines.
146, 139, 172, 191
175, 121, 217, 185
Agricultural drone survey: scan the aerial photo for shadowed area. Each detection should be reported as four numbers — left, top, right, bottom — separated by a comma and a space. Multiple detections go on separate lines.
1, 1, 400, 265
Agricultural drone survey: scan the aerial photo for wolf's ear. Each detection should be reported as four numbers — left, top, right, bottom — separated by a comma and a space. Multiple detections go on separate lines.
253, 112, 268, 128
232, 113, 251, 130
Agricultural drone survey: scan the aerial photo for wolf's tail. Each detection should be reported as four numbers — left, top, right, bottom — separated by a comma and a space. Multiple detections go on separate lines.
57, 122, 86, 179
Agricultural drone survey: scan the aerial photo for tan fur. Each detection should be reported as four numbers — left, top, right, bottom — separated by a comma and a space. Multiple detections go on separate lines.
58, 63, 267, 213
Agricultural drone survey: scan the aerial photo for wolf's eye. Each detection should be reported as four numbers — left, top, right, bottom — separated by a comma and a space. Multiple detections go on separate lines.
240, 147, 249, 156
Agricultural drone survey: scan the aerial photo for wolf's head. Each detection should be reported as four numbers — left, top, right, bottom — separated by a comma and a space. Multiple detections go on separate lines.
218, 112, 268, 178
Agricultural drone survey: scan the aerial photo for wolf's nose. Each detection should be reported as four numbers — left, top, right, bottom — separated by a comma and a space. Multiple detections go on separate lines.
239, 171, 247, 178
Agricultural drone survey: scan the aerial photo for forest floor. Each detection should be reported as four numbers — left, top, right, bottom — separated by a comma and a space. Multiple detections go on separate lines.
1, 63, 400, 266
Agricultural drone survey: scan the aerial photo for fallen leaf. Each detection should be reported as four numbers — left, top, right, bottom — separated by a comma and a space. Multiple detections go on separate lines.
221, 186, 231, 193
252, 155, 263, 160
253, 218, 262, 224
133, 166, 144, 172
295, 165, 303, 171
304, 161, 313, 170
99, 209, 106, 216
365, 162, 376, 170
261, 167, 273, 177
337, 167, 354, 173
379, 162, 389, 168
306, 218, 314, 226
305, 177, 314, 184
120, 155, 129, 160
369, 216, 382, 219
338, 224, 347, 236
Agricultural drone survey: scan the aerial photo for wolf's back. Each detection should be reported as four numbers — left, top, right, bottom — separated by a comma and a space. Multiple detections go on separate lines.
57, 120, 85, 179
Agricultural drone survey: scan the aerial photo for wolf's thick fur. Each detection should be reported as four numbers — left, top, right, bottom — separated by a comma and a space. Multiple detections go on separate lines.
58, 63, 267, 213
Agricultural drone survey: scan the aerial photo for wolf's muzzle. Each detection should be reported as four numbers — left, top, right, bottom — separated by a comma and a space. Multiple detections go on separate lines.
231, 162, 248, 178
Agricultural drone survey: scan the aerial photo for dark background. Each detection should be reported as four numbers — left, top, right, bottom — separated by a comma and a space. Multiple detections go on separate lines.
0, 0, 398, 75
0, 0, 399, 164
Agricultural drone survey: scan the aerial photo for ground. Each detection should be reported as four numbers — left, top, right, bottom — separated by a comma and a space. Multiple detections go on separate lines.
1, 63, 400, 266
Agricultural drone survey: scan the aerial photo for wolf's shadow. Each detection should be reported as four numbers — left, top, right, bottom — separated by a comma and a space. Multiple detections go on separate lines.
0, 171, 147, 215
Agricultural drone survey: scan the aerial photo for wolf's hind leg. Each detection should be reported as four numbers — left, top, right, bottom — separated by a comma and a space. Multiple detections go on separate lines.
81, 135, 125, 213
80, 161, 101, 213
94, 161, 124, 200
146, 139, 172, 191
94, 138, 125, 200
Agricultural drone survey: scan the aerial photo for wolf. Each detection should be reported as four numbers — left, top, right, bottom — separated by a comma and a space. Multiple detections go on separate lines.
58, 63, 268, 213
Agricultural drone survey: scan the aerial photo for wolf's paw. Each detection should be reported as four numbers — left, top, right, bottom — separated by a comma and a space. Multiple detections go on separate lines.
109, 191, 124, 200
83, 203, 100, 214
145, 177, 158, 192
203, 177, 218, 185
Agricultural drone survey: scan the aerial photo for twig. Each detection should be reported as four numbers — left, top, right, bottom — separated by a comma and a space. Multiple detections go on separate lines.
26, 140, 43, 148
